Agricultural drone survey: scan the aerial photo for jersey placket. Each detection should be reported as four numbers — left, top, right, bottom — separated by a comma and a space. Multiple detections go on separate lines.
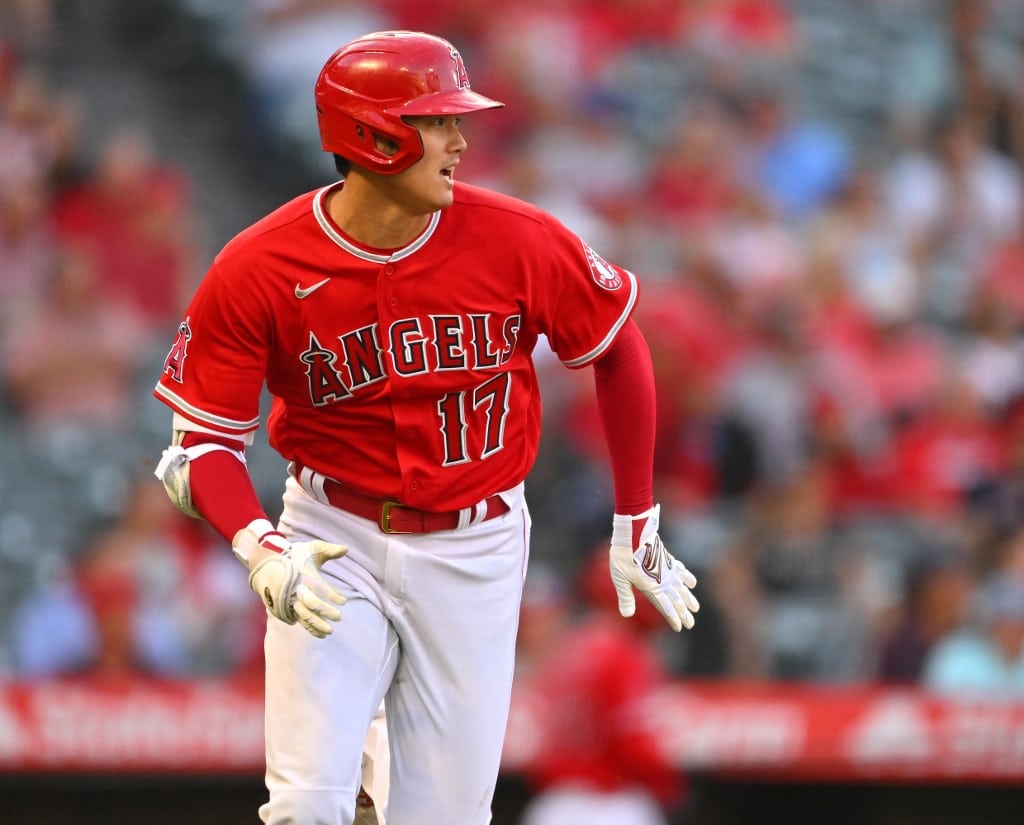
377, 258, 427, 505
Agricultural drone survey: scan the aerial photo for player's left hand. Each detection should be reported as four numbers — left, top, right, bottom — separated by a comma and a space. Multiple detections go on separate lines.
609, 504, 699, 632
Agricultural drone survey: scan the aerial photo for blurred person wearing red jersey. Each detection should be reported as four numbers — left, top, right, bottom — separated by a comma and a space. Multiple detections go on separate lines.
53, 125, 197, 328
152, 31, 698, 825
1, 243, 153, 436
517, 554, 686, 825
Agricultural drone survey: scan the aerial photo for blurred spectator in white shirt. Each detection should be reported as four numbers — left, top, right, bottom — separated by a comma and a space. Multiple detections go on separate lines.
923, 573, 1024, 697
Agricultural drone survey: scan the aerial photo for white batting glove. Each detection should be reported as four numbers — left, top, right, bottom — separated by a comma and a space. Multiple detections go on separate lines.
232, 520, 348, 639
610, 504, 699, 632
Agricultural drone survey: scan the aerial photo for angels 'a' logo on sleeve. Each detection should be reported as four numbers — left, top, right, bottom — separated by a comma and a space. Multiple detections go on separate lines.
162, 316, 192, 384
582, 242, 623, 291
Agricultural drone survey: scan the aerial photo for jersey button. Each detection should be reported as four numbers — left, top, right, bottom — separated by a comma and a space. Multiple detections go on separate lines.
410, 481, 420, 490
390, 298, 399, 308
384, 265, 395, 275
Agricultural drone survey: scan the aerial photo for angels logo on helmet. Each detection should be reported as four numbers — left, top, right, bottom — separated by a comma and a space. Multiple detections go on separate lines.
449, 46, 470, 90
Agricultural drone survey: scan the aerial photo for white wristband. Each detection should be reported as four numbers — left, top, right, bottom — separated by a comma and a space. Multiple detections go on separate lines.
612, 503, 660, 547
231, 518, 281, 567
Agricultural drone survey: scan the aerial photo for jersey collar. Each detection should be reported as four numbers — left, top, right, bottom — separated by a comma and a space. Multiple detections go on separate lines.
312, 184, 441, 263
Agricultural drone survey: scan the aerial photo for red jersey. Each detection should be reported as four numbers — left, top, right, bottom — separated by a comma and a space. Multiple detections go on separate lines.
523, 616, 681, 804
155, 181, 638, 510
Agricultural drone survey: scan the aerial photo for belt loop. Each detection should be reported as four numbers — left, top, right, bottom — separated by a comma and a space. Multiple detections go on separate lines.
299, 465, 331, 505
469, 499, 488, 527
456, 499, 489, 529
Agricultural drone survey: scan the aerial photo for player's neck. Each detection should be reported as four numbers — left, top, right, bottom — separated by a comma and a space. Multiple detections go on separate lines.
325, 178, 432, 251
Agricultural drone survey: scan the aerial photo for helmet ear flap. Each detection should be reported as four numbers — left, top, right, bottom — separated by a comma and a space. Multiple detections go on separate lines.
319, 106, 421, 174
314, 30, 502, 175
353, 123, 399, 157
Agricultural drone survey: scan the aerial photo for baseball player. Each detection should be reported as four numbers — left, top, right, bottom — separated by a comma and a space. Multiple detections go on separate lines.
153, 30, 699, 825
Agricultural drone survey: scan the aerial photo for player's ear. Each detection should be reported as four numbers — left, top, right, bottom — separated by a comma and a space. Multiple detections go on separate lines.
373, 134, 399, 157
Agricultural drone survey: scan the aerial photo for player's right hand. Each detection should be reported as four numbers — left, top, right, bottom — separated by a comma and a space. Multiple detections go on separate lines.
233, 522, 348, 638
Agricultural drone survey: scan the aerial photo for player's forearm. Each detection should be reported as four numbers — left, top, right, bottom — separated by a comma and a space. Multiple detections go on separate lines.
180, 432, 269, 544
592, 319, 656, 515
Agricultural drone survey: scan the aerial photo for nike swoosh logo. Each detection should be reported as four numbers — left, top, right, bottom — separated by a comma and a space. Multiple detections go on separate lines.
294, 278, 331, 299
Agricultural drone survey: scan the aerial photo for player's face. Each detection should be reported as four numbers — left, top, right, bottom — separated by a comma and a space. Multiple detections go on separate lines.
391, 115, 468, 212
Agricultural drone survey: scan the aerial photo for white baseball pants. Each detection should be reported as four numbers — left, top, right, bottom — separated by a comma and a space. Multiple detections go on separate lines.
258, 476, 530, 825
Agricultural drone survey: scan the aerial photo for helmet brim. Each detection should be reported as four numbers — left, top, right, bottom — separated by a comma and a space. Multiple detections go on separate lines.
388, 88, 504, 117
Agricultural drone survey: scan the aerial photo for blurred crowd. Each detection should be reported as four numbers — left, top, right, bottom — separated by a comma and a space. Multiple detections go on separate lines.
2, 0, 1024, 714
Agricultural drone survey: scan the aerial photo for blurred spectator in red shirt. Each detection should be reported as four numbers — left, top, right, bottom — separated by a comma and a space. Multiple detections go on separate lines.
516, 556, 686, 825
887, 366, 1005, 519
799, 210, 902, 512
973, 219, 1024, 337
683, 0, 795, 62
52, 126, 197, 327
0, 175, 54, 324
383, 0, 490, 39
0, 243, 154, 435
642, 97, 741, 233
476, 0, 637, 120
833, 269, 948, 432
589, 0, 689, 48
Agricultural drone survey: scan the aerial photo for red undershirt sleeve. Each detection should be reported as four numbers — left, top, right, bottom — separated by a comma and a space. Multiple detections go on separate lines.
592, 319, 656, 516
181, 432, 269, 544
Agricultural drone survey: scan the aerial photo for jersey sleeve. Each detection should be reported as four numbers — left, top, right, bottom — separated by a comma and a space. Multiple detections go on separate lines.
153, 259, 270, 436
529, 217, 639, 369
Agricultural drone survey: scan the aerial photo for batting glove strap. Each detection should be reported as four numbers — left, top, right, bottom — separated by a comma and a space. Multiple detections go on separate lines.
233, 520, 349, 639
610, 504, 700, 633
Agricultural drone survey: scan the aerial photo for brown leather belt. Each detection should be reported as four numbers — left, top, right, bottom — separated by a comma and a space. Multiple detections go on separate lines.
292, 463, 508, 534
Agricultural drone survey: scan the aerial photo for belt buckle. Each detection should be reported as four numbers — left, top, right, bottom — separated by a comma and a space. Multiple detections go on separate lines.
380, 500, 413, 534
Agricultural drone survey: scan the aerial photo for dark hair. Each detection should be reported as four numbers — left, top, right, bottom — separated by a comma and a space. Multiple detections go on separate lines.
333, 154, 351, 177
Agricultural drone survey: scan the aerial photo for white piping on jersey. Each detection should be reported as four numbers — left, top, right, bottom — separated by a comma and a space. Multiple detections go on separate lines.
155, 383, 260, 433
562, 269, 639, 368
313, 185, 441, 263
171, 412, 256, 446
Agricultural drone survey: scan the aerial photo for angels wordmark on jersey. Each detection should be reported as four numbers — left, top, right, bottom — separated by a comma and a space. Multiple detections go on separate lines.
299, 311, 522, 406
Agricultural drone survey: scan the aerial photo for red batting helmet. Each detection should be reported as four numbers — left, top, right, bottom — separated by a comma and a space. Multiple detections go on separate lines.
314, 31, 504, 175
